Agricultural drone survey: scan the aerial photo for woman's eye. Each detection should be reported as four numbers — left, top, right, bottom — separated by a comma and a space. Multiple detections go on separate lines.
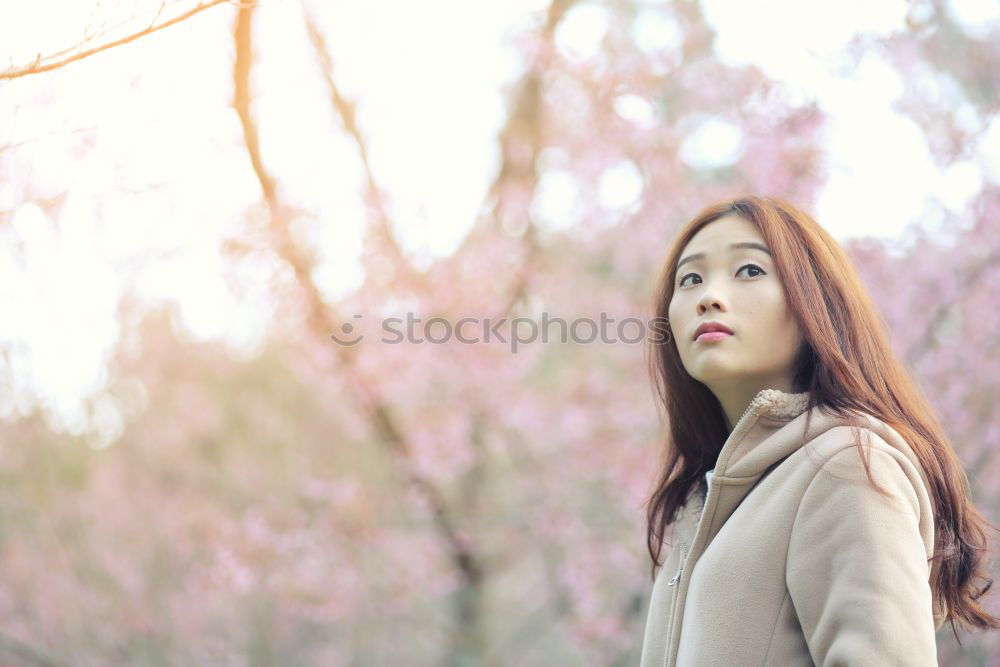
678, 264, 766, 287
737, 263, 766, 278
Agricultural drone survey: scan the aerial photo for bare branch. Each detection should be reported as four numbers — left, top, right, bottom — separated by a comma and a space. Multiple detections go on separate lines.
0, 0, 231, 80
476, 0, 579, 321
0, 124, 99, 155
301, 6, 420, 287
232, 5, 492, 657
41, 1, 179, 63
231, 0, 484, 595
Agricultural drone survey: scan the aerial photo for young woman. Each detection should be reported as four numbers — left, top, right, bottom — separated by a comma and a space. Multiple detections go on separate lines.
640, 196, 998, 666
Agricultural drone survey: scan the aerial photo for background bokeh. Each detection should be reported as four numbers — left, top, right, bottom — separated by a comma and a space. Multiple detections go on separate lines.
1, 0, 998, 664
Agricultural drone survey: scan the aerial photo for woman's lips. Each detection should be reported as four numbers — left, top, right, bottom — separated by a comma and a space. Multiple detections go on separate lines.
695, 331, 733, 343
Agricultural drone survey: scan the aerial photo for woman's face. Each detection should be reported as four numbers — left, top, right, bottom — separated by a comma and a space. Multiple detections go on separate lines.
667, 214, 804, 394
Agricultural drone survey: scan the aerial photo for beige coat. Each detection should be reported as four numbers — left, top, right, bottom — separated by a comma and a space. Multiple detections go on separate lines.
639, 389, 945, 666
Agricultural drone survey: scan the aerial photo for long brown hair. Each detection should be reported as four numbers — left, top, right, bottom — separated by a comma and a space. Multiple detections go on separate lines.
644, 195, 999, 638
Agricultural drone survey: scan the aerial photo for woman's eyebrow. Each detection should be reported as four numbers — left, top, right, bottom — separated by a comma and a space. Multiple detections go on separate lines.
678, 242, 771, 269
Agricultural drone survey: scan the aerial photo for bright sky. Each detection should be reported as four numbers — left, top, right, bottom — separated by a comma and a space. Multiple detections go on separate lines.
0, 0, 997, 439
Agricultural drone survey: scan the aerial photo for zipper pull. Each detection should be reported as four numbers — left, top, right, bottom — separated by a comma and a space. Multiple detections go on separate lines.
667, 567, 681, 586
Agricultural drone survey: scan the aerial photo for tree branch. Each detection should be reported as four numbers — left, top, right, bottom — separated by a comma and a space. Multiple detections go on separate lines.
301, 6, 421, 289
0, 0, 231, 80
231, 0, 484, 603
475, 0, 579, 321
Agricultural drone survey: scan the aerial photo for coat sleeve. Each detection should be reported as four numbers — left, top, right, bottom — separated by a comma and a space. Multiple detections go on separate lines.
785, 445, 938, 666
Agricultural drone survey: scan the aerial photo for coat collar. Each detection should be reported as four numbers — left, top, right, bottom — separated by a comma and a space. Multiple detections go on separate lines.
712, 388, 812, 482
683, 388, 812, 521
734, 387, 811, 425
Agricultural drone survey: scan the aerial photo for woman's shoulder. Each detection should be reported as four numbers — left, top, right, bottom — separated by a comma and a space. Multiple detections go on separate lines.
796, 414, 934, 521
799, 410, 925, 478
